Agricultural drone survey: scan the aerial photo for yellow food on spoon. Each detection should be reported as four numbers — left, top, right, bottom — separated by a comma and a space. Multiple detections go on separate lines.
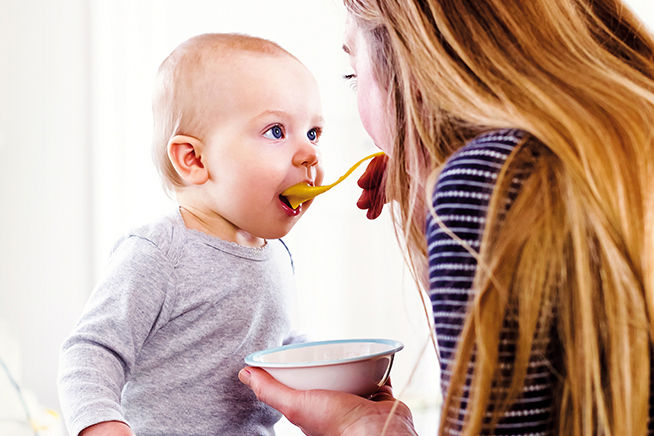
282, 151, 385, 209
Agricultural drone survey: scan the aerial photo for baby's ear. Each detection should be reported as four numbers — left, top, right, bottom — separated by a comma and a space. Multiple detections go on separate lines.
167, 135, 208, 185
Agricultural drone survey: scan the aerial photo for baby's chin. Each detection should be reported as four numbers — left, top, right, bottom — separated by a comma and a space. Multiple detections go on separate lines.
247, 217, 305, 241
243, 200, 314, 239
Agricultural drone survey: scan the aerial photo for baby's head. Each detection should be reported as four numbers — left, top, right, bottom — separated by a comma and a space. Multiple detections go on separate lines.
152, 33, 324, 240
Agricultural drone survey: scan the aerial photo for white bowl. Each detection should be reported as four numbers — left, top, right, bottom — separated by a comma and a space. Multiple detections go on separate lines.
244, 338, 404, 397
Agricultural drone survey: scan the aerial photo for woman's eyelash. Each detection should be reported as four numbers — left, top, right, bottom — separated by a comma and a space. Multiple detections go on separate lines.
343, 73, 358, 90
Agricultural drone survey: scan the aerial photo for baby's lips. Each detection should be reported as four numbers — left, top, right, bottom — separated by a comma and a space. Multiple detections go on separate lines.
278, 193, 299, 211
280, 180, 318, 210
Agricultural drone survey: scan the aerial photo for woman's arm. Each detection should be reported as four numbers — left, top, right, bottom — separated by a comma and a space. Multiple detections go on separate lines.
238, 367, 418, 435
429, 130, 556, 434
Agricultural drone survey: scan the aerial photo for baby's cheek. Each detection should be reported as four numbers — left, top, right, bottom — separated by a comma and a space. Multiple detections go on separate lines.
315, 164, 325, 186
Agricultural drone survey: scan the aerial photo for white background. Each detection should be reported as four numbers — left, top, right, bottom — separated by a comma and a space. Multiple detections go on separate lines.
1, 1, 652, 435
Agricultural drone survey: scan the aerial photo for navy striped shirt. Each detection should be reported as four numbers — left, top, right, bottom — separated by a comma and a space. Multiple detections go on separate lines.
427, 129, 554, 435
427, 129, 654, 435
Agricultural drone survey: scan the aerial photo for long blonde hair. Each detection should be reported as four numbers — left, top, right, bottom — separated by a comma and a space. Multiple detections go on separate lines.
344, 0, 654, 434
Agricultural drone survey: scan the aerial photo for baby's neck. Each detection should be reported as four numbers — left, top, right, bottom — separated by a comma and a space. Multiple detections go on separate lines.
178, 205, 265, 248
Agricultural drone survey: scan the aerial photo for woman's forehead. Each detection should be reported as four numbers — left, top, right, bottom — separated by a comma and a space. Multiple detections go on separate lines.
343, 15, 359, 54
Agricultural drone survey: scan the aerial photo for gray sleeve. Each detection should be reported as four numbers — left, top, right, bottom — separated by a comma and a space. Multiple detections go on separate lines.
57, 236, 173, 436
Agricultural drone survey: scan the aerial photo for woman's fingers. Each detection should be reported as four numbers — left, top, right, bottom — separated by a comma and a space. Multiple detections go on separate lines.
238, 368, 300, 418
367, 377, 394, 401
239, 367, 352, 434
239, 366, 418, 435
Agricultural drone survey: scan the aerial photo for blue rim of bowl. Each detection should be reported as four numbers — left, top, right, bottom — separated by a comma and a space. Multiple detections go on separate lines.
244, 338, 404, 368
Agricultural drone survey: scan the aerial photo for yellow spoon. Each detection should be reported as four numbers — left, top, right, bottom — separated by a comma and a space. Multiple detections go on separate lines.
282, 151, 386, 209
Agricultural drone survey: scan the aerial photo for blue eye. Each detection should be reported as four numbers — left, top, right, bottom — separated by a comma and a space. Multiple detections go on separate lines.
263, 125, 284, 140
307, 128, 318, 141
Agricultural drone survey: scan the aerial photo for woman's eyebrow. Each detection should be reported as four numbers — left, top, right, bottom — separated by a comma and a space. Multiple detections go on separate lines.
342, 43, 352, 55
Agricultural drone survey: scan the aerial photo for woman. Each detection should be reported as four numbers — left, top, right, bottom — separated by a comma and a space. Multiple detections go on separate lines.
240, 0, 654, 434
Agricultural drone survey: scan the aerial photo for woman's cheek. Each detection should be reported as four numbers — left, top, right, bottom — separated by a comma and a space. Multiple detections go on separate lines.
357, 81, 391, 153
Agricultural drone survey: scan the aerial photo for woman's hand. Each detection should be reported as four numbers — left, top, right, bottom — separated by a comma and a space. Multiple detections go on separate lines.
238, 367, 417, 436
79, 421, 134, 436
356, 153, 389, 220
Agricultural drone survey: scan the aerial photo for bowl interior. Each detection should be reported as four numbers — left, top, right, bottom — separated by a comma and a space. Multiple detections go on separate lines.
247, 339, 403, 367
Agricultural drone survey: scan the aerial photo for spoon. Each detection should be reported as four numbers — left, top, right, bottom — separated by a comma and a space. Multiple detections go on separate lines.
282, 151, 386, 209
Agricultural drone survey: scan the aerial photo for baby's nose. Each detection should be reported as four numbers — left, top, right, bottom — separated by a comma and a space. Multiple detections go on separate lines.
292, 142, 319, 168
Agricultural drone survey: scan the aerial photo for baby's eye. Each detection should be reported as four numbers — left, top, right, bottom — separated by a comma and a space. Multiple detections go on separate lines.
263, 125, 284, 140
307, 128, 321, 142
343, 73, 358, 91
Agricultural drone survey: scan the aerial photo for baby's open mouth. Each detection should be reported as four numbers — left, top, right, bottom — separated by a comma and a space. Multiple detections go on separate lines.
279, 194, 295, 210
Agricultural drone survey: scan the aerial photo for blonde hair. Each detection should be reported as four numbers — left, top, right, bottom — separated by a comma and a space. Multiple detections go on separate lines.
344, 0, 654, 434
151, 33, 293, 192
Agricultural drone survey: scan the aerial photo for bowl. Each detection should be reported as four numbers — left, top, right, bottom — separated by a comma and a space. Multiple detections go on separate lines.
244, 338, 404, 397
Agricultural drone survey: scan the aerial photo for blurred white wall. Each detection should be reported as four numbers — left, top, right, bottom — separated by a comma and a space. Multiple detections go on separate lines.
1, 0, 653, 435
0, 1, 439, 435
0, 1, 92, 433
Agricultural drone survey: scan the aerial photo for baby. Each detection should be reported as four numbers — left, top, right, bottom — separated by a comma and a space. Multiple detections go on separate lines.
58, 33, 324, 436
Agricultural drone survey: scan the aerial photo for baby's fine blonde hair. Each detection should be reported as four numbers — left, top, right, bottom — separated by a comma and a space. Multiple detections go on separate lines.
151, 33, 293, 192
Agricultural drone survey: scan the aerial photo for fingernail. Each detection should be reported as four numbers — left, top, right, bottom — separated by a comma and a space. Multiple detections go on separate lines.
238, 368, 252, 385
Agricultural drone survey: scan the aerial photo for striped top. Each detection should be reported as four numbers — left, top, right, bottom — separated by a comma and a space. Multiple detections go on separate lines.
427, 129, 654, 435
428, 129, 654, 435
427, 129, 555, 435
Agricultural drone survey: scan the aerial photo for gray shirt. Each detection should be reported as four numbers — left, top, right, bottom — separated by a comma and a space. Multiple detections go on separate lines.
58, 211, 298, 436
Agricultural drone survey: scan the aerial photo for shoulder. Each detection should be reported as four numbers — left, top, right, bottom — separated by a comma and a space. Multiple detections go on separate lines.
433, 129, 526, 203
441, 129, 525, 177
427, 129, 528, 247
91, 217, 183, 303
110, 213, 185, 268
